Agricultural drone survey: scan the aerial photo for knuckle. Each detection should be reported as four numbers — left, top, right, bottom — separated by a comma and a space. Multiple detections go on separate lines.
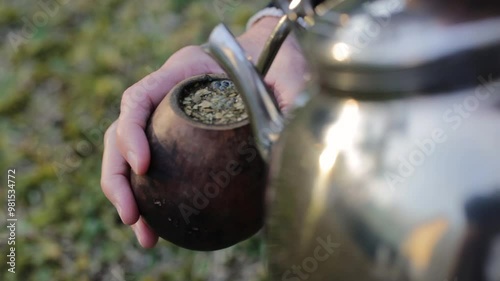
100, 178, 120, 209
165, 45, 203, 64
179, 45, 202, 55
120, 84, 151, 115
103, 121, 117, 146
100, 177, 112, 196
120, 87, 136, 112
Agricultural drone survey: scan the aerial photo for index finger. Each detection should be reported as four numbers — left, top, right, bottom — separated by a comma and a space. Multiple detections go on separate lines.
116, 46, 223, 175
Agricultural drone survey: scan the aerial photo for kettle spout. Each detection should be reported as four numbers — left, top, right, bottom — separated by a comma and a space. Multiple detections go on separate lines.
203, 24, 284, 162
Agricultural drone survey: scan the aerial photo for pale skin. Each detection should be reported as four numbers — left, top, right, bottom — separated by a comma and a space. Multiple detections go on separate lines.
100, 17, 309, 248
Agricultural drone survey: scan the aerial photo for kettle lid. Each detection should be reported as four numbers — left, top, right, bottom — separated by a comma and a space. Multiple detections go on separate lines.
298, 0, 500, 97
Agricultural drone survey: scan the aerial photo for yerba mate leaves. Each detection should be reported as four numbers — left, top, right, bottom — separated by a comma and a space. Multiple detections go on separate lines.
181, 80, 248, 125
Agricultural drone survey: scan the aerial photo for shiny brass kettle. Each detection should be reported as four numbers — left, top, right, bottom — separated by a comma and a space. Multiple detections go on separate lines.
204, 0, 500, 280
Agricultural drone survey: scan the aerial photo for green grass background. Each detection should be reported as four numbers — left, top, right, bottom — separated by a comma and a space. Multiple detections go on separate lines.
0, 0, 268, 280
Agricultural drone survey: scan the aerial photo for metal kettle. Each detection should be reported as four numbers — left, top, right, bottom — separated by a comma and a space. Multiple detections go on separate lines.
204, 0, 500, 280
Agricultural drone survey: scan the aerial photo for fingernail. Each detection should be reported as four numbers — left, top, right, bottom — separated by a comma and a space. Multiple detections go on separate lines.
127, 151, 139, 174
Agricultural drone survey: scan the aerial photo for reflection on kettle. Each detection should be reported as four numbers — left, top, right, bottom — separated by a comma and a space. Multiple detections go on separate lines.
203, 0, 500, 280
451, 192, 500, 281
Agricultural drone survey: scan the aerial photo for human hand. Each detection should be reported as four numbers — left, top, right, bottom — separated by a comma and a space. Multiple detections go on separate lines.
101, 17, 308, 248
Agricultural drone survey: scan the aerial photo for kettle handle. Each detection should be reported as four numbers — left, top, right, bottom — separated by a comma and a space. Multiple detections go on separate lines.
203, 24, 284, 161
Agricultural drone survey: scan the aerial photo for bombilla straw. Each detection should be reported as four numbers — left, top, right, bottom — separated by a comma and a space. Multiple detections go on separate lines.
256, 15, 293, 77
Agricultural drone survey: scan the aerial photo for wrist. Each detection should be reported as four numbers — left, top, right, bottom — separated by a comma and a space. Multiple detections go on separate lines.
246, 7, 284, 30
249, 16, 282, 31
241, 17, 302, 62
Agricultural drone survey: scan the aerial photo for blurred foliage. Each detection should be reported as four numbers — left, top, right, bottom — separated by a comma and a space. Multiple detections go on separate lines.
0, 0, 268, 280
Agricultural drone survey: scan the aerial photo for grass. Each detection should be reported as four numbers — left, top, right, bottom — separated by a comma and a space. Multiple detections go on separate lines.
0, 0, 269, 280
